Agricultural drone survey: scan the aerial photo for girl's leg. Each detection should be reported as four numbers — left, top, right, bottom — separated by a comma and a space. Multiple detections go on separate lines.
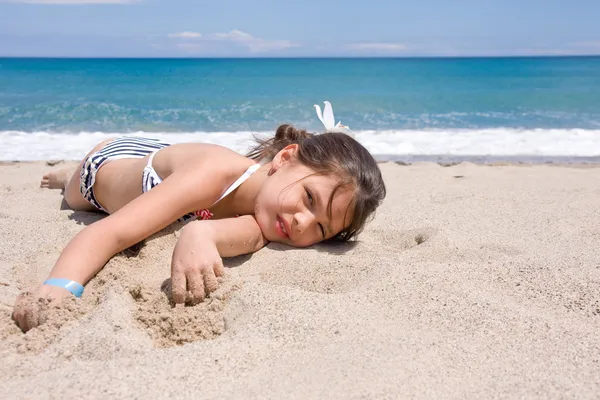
40, 138, 115, 211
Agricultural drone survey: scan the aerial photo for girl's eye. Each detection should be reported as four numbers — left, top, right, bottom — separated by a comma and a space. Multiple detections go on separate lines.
306, 189, 325, 238
306, 189, 314, 206
318, 223, 326, 239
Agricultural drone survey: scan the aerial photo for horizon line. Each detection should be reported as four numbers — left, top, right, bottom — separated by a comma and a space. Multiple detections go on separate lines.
2, 54, 600, 60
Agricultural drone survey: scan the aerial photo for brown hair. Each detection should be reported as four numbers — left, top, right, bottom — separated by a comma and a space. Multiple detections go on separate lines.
247, 124, 386, 241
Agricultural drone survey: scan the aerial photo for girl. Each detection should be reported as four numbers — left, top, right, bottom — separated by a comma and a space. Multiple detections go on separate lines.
12, 104, 386, 332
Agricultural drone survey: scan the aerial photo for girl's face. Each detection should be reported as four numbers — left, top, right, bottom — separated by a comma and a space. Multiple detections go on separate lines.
254, 145, 354, 247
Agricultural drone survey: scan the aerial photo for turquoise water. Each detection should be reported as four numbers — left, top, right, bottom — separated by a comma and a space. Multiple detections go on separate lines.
1, 57, 600, 160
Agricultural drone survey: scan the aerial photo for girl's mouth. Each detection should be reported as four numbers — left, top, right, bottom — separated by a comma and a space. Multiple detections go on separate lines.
275, 215, 289, 239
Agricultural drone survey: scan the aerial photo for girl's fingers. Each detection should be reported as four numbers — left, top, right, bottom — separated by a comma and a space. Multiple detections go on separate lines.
13, 311, 24, 332
23, 306, 38, 332
187, 269, 205, 305
203, 268, 219, 295
213, 259, 225, 278
12, 294, 30, 332
171, 265, 187, 304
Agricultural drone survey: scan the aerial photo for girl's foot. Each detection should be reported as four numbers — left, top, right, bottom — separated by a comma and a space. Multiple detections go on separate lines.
40, 167, 75, 189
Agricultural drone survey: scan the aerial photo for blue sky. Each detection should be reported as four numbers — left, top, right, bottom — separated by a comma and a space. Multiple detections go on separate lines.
1, 0, 599, 57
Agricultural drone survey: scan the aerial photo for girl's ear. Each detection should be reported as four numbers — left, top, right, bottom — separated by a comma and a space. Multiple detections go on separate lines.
271, 144, 299, 173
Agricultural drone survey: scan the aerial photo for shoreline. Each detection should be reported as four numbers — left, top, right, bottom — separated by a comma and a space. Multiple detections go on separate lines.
375, 154, 600, 165
3, 154, 600, 167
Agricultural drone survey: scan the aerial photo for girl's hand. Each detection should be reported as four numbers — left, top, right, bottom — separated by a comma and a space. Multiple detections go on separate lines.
170, 221, 225, 305
12, 284, 73, 332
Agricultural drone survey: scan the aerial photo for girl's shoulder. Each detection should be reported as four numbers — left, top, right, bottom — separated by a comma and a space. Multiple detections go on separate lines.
155, 142, 255, 180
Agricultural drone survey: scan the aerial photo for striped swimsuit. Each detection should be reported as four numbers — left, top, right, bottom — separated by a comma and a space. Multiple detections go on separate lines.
80, 136, 259, 221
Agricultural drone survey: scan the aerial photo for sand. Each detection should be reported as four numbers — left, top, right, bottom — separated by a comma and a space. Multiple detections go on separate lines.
0, 160, 599, 399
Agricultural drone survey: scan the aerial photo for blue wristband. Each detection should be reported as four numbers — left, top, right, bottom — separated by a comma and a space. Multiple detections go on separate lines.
43, 278, 84, 298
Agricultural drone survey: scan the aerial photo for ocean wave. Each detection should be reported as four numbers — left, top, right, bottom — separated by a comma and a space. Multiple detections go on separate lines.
3, 100, 600, 133
2, 129, 600, 161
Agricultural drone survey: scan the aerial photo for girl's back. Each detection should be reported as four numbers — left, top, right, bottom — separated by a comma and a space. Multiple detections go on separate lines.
94, 140, 252, 214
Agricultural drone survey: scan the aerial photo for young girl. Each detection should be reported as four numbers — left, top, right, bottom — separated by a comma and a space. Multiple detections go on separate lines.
12, 103, 386, 332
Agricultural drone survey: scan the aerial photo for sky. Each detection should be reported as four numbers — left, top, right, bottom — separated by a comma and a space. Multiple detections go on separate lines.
0, 0, 599, 57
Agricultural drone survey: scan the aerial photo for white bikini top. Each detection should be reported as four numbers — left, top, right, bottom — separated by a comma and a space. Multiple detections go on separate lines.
144, 150, 260, 196
142, 151, 261, 220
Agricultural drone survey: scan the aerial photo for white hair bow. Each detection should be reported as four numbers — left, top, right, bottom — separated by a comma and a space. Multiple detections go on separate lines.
314, 101, 355, 138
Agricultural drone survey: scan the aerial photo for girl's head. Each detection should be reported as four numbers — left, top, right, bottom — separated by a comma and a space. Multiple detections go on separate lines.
248, 124, 386, 247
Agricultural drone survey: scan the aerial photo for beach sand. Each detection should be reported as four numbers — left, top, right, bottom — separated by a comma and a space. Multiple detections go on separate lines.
0, 161, 599, 399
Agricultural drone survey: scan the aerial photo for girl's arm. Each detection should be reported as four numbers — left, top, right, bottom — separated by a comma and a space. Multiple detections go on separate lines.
47, 161, 240, 287
170, 215, 268, 304
186, 215, 268, 257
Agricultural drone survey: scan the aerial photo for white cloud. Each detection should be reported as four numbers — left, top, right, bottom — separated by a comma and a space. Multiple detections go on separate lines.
214, 30, 254, 41
347, 42, 408, 52
4, 0, 138, 3
168, 31, 202, 39
212, 29, 296, 52
166, 29, 296, 53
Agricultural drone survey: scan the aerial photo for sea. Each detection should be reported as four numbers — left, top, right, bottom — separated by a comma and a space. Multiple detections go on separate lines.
1, 57, 600, 162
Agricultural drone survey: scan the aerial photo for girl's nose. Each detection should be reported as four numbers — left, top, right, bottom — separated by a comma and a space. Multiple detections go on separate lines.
293, 210, 315, 234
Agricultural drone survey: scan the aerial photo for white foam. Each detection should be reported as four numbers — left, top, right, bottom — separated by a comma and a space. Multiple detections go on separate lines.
1, 128, 600, 161
359, 128, 600, 157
